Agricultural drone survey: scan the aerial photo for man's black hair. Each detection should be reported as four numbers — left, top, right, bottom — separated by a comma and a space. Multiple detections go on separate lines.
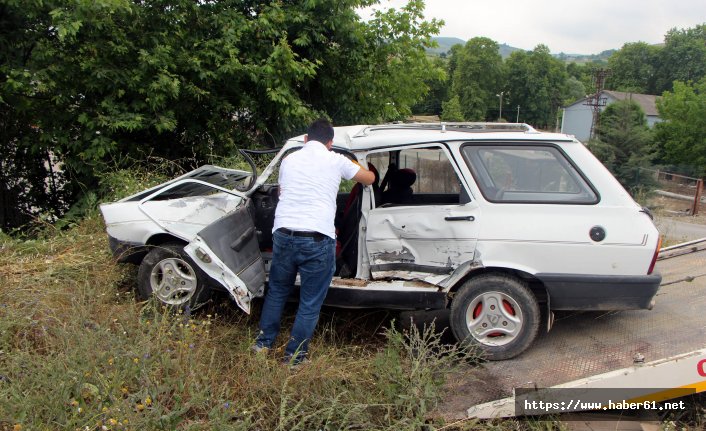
307, 118, 334, 144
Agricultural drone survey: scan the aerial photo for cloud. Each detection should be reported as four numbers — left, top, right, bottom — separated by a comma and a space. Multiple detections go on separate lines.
360, 0, 706, 54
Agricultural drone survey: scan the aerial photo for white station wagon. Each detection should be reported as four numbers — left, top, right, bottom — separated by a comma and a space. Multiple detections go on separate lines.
100, 123, 662, 359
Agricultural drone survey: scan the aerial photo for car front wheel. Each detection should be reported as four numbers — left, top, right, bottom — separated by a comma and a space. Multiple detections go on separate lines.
450, 274, 540, 360
137, 242, 211, 310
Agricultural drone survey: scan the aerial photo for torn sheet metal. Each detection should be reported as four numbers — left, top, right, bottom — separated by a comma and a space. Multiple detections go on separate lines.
366, 205, 479, 283
369, 270, 451, 285
185, 237, 253, 314
140, 193, 242, 240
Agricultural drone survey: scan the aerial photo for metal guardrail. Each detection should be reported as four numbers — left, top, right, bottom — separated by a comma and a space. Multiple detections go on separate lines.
657, 237, 706, 260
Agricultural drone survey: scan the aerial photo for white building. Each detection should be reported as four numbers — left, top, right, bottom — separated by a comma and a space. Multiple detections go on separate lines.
561, 90, 661, 143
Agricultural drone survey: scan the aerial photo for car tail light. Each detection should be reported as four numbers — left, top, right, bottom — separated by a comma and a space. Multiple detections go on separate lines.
647, 236, 662, 275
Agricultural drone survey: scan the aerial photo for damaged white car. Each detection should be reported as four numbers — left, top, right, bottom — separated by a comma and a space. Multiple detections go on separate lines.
100, 123, 662, 360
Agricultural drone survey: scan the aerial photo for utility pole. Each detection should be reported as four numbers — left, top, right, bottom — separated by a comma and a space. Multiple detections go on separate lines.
496, 91, 505, 121
516, 105, 520, 123
584, 68, 611, 140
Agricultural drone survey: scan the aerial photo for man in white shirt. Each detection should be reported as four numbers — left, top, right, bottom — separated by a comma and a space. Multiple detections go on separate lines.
253, 118, 375, 365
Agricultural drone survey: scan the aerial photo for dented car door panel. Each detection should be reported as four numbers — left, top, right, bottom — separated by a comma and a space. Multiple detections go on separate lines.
365, 204, 480, 283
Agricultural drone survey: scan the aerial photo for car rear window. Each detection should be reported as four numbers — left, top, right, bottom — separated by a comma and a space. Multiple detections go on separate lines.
461, 144, 599, 204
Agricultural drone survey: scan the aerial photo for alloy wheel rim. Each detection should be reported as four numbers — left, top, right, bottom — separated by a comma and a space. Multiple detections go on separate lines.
149, 257, 198, 305
465, 290, 523, 346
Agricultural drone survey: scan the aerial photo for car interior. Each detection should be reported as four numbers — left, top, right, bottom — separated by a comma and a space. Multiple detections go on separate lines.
248, 146, 469, 278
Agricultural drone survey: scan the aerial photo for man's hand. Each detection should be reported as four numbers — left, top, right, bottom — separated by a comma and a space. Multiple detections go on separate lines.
352, 161, 376, 186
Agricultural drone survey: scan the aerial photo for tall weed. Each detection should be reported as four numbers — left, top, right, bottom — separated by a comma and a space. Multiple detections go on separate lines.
0, 210, 478, 430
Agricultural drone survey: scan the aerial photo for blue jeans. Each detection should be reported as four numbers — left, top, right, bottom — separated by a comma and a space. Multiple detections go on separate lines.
256, 229, 336, 362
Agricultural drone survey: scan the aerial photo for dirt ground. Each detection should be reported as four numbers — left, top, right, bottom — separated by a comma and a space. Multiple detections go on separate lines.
648, 195, 706, 225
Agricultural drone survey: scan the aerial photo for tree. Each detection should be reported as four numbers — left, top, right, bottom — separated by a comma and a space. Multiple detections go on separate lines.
411, 56, 448, 116
588, 100, 655, 191
440, 95, 464, 121
563, 76, 586, 105
1, 0, 74, 228
566, 62, 598, 94
505, 45, 567, 128
313, 0, 444, 124
654, 78, 706, 175
653, 24, 706, 93
445, 43, 463, 81
607, 42, 661, 94
1, 0, 443, 231
449, 37, 504, 121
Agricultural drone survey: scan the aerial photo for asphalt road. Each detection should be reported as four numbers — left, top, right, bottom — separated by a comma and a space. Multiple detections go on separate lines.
655, 216, 706, 243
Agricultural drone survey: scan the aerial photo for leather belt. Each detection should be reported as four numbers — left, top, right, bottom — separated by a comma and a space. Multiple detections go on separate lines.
277, 228, 326, 241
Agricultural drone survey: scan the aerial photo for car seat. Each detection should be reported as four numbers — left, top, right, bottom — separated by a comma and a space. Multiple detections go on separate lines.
381, 168, 416, 205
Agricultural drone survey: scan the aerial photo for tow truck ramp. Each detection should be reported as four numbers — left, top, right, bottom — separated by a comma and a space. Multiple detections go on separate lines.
441, 239, 706, 420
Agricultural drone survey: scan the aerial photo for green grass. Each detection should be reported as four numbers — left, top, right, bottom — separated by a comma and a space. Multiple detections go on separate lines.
0, 214, 486, 430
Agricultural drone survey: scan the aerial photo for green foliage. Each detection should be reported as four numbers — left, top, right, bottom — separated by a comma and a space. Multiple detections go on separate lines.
1, 0, 443, 232
98, 165, 172, 202
654, 78, 706, 175
605, 24, 706, 95
373, 322, 479, 427
440, 95, 464, 121
0, 132, 71, 231
323, 0, 444, 124
607, 42, 660, 93
450, 37, 505, 121
588, 100, 655, 191
653, 24, 706, 93
565, 62, 595, 94
505, 45, 568, 128
563, 76, 586, 105
411, 56, 449, 115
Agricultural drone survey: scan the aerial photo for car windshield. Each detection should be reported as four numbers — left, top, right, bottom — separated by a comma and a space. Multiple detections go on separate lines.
124, 166, 252, 201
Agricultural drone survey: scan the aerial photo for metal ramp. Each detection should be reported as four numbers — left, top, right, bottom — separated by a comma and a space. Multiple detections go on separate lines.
438, 241, 706, 420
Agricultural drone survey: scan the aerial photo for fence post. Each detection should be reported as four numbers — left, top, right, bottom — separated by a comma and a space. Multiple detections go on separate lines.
692, 179, 704, 216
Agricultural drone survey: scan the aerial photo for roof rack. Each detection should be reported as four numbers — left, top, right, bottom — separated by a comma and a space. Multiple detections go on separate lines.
357, 122, 538, 136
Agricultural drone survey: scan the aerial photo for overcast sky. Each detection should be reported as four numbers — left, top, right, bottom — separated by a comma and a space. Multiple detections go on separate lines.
359, 0, 706, 54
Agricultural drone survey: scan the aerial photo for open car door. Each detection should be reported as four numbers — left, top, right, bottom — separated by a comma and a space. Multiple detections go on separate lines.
184, 201, 266, 314
128, 168, 265, 314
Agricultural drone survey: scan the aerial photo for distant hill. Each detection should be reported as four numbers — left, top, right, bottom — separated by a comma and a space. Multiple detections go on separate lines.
429, 37, 614, 63
429, 37, 522, 58
553, 49, 615, 64
498, 43, 523, 59
428, 37, 465, 55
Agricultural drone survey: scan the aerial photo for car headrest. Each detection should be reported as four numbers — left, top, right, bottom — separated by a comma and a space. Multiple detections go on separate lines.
391, 168, 416, 188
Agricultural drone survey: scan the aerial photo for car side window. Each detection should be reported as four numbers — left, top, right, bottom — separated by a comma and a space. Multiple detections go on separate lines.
369, 147, 465, 206
462, 145, 599, 204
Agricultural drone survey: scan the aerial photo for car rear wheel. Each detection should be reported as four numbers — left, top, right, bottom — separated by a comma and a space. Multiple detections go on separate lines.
137, 242, 211, 310
450, 274, 540, 360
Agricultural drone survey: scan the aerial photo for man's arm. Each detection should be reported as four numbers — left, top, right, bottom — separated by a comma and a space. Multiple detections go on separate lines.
352, 167, 375, 186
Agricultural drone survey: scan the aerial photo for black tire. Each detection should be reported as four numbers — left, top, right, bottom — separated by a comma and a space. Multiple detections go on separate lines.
450, 274, 540, 360
137, 242, 212, 310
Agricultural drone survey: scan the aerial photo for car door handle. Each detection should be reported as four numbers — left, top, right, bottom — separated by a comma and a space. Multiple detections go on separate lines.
445, 216, 475, 221
231, 226, 255, 252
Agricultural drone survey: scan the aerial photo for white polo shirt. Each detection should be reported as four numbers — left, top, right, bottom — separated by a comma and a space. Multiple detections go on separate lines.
273, 141, 360, 239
